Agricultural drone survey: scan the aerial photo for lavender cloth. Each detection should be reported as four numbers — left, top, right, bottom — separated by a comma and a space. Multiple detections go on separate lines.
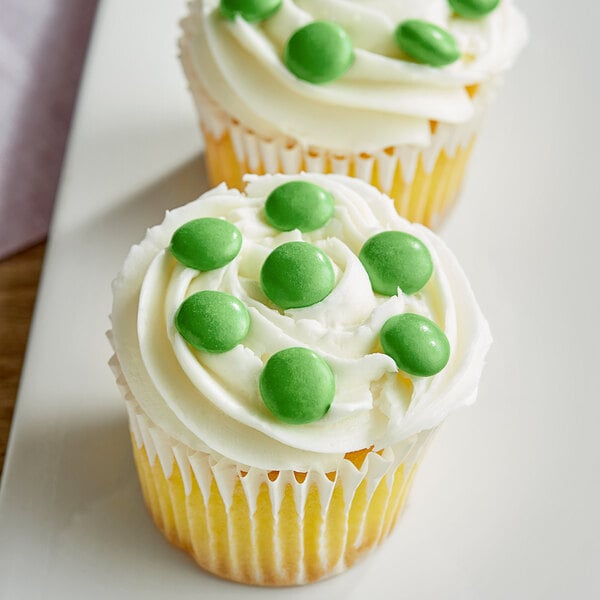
0, 0, 98, 260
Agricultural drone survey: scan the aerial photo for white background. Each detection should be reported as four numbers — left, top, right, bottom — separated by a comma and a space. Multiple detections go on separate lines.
1, 1, 599, 598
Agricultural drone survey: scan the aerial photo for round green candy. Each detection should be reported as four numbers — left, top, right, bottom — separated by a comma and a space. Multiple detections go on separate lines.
380, 313, 450, 377
261, 242, 335, 309
394, 20, 460, 67
284, 21, 354, 84
449, 0, 500, 19
174, 291, 250, 353
219, 0, 282, 22
359, 231, 433, 296
169, 218, 242, 271
265, 181, 335, 232
260, 347, 335, 424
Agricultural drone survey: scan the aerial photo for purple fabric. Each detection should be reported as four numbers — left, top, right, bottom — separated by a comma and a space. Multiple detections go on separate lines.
0, 0, 98, 260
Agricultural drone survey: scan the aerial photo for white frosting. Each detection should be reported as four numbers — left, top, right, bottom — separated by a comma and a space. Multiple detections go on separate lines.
180, 0, 527, 151
111, 174, 491, 471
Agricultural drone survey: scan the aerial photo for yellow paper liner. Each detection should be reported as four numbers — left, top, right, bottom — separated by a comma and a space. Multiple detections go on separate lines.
130, 426, 428, 586
202, 127, 475, 229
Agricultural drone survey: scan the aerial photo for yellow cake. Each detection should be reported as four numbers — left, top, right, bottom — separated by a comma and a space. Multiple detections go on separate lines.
109, 173, 491, 585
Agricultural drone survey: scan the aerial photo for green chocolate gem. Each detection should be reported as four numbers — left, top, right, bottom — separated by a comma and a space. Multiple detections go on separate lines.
170, 218, 242, 271
359, 231, 433, 296
265, 181, 334, 233
261, 241, 335, 309
394, 20, 460, 67
284, 21, 354, 84
449, 0, 500, 19
219, 0, 282, 22
380, 313, 450, 377
175, 291, 250, 353
260, 347, 334, 424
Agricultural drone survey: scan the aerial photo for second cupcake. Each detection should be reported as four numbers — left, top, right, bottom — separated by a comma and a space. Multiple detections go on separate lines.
180, 0, 527, 227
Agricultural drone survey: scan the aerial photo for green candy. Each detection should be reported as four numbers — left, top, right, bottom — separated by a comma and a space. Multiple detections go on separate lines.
170, 218, 242, 271
359, 231, 433, 296
175, 291, 250, 353
261, 241, 335, 309
380, 313, 450, 377
219, 0, 282, 22
260, 347, 334, 424
394, 20, 460, 67
449, 0, 500, 19
265, 181, 335, 232
284, 21, 354, 84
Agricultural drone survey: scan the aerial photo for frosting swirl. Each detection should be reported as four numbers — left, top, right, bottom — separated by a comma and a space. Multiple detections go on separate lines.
111, 174, 491, 470
180, 0, 527, 151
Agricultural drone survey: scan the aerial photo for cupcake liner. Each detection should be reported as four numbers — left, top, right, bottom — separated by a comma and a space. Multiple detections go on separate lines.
109, 351, 433, 586
180, 41, 494, 229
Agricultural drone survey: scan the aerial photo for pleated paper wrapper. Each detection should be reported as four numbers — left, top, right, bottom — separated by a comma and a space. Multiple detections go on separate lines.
109, 350, 434, 586
180, 36, 495, 229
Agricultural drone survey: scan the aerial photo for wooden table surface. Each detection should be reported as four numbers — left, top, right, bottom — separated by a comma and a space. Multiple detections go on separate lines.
0, 243, 46, 477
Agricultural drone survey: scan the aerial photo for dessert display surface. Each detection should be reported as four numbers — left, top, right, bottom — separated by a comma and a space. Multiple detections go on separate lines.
0, 0, 599, 598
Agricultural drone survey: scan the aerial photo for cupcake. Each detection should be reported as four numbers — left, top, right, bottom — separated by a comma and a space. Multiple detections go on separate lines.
179, 0, 527, 228
109, 173, 491, 585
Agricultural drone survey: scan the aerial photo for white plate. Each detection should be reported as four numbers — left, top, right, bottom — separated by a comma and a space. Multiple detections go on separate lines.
1, 0, 599, 598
